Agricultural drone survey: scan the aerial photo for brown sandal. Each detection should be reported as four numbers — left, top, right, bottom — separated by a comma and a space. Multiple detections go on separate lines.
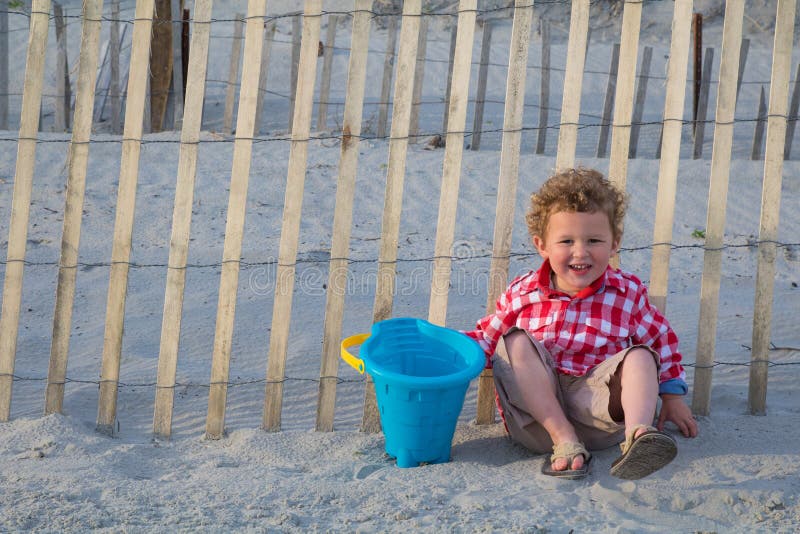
610, 424, 677, 480
541, 442, 591, 480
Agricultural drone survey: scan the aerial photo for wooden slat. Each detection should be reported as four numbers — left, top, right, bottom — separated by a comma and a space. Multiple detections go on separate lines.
648, 0, 693, 315
427, 0, 477, 327
170, 0, 185, 129
441, 23, 458, 134
262, 0, 323, 433
110, 0, 122, 134
0, 0, 51, 422
316, 14, 338, 131
45, 0, 104, 416
53, 3, 70, 132
254, 21, 276, 133
535, 19, 550, 155
362, 0, 421, 433
205, 0, 268, 440
691, 0, 744, 417
476, 0, 533, 425
152, 0, 214, 439
96, 0, 156, 435
0, 7, 7, 129
692, 48, 714, 159
470, 20, 492, 151
554, 0, 588, 168
288, 14, 301, 132
628, 46, 652, 159
596, 43, 620, 158
315, 0, 373, 432
607, 0, 642, 196
751, 86, 767, 160
748, 0, 796, 415
376, 15, 398, 139
222, 14, 244, 134
408, 15, 428, 143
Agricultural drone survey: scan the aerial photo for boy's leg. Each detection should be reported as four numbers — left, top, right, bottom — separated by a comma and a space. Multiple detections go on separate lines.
494, 329, 585, 472
607, 347, 659, 440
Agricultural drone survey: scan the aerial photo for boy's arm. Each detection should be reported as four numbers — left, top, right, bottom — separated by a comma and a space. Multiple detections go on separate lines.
462, 286, 517, 366
631, 286, 686, 388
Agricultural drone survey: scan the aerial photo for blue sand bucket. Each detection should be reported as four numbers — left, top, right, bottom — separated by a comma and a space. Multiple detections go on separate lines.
341, 318, 485, 468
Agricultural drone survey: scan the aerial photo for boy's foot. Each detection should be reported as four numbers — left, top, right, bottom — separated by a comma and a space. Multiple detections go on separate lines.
541, 441, 591, 480
609, 425, 677, 480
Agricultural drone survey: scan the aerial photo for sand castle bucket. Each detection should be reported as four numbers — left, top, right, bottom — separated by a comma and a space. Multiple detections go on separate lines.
341, 318, 485, 468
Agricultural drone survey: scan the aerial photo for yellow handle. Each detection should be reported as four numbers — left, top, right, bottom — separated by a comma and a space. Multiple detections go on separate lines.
340, 333, 370, 374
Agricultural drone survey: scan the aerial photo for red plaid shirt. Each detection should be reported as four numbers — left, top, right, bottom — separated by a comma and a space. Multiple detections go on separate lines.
465, 260, 685, 386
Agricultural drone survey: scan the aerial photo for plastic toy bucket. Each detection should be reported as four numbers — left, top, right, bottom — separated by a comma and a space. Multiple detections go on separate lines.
341, 318, 485, 468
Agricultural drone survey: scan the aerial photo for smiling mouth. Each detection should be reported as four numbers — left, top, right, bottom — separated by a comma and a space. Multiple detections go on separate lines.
569, 264, 591, 272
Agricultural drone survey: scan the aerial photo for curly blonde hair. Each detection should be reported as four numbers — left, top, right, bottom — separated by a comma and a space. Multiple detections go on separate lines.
525, 168, 627, 244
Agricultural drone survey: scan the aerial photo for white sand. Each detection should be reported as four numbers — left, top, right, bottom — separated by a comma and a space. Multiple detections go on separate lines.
1, 1, 799, 531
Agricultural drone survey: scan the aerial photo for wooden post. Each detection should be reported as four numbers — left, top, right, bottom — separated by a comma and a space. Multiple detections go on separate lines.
476, 0, 533, 425
749, 0, 795, 416
110, 0, 122, 134
263, 0, 322, 433
428, 0, 477, 327
95, 0, 155, 436
205, 0, 268, 440
289, 14, 301, 132
441, 22, 458, 135
376, 15, 397, 139
596, 43, 620, 158
0, 0, 51, 422
692, 0, 744, 417
170, 0, 185, 129
648, 0, 693, 315
692, 13, 702, 130
152, 0, 213, 440
315, 0, 373, 432
408, 15, 428, 143
45, 0, 104, 416
535, 19, 550, 155
316, 14, 338, 131
223, 14, 244, 134
54, 3, 71, 132
362, 0, 421, 433
783, 63, 800, 159
254, 21, 276, 135
0, 6, 7, 129
628, 46, 653, 159
751, 86, 767, 160
608, 0, 642, 206
470, 20, 492, 151
554, 0, 589, 168
692, 47, 714, 159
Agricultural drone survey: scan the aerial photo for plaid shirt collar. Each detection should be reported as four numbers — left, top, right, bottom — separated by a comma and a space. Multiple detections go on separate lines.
518, 259, 628, 300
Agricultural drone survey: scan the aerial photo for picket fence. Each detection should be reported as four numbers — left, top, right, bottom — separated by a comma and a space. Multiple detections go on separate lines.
0, 0, 794, 438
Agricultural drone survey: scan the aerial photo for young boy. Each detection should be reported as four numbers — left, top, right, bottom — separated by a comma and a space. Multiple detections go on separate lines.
465, 168, 698, 480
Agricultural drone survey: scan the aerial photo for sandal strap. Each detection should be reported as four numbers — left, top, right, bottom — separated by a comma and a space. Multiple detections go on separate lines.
620, 424, 658, 454
550, 441, 591, 463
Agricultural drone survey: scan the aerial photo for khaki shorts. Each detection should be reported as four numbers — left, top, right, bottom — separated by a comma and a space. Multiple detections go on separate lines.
492, 328, 660, 452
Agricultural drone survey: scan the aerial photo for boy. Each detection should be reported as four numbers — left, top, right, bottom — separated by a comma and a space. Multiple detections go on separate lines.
465, 168, 697, 480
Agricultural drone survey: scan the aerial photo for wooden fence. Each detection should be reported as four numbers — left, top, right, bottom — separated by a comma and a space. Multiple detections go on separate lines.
0, 0, 795, 438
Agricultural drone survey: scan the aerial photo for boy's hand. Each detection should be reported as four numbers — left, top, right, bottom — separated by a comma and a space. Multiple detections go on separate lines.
657, 394, 698, 437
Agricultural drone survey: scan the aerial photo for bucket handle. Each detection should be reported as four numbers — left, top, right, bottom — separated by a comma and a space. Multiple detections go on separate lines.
340, 333, 370, 374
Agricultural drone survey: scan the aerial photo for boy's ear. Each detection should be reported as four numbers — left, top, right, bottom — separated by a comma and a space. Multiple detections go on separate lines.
532, 235, 547, 256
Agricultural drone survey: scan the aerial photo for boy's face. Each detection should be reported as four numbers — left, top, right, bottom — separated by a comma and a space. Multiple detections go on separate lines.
533, 210, 619, 296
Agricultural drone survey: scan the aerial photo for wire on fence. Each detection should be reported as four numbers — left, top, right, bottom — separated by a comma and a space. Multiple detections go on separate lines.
1, 241, 798, 270
3, 340, 798, 391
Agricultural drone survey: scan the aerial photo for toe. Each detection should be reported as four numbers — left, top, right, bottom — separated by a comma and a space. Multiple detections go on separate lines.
552, 457, 569, 472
